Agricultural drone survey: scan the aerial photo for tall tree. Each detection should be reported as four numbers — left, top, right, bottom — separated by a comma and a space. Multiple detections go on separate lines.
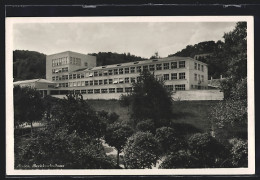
14, 86, 45, 135
104, 122, 133, 167
120, 70, 173, 127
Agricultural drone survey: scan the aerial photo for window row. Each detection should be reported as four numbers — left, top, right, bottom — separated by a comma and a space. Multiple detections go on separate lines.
87, 61, 185, 77
52, 67, 69, 74
54, 73, 185, 85
194, 62, 204, 72
52, 57, 81, 67
72, 87, 133, 94
194, 73, 204, 82
191, 85, 207, 89
164, 84, 186, 91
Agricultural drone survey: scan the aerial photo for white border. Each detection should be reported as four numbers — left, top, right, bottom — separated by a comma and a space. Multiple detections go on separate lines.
6, 16, 255, 175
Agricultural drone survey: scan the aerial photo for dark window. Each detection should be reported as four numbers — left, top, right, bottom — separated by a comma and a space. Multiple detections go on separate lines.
175, 84, 185, 91
149, 64, 155, 71
179, 61, 185, 68
117, 88, 123, 93
130, 67, 135, 73
119, 68, 124, 74
88, 89, 93, 94
156, 64, 162, 70
101, 89, 108, 93
94, 89, 100, 94
108, 70, 113, 75
81, 90, 86, 94
125, 77, 130, 83
124, 68, 129, 74
99, 80, 103, 85
163, 63, 169, 70
94, 80, 98, 85
85, 81, 89, 86
114, 69, 118, 75
179, 72, 185, 79
104, 79, 108, 85
109, 88, 115, 93
163, 74, 169, 80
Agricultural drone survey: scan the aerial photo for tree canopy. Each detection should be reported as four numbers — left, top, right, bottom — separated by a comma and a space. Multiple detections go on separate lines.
120, 70, 173, 127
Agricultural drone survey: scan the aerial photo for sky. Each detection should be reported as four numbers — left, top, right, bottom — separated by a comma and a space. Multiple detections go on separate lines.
13, 21, 237, 58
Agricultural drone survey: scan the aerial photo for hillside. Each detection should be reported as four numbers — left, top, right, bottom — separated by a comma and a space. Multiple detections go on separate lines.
13, 50, 46, 81
13, 50, 146, 81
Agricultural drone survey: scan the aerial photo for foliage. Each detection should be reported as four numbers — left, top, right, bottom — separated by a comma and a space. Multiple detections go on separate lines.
97, 110, 120, 124
15, 128, 116, 169
159, 150, 199, 169
52, 93, 107, 138
229, 138, 248, 167
136, 119, 155, 133
120, 70, 173, 127
104, 122, 134, 166
13, 50, 46, 81
13, 86, 45, 131
123, 131, 161, 169
188, 133, 229, 168
89, 52, 146, 66
210, 99, 247, 129
155, 126, 185, 154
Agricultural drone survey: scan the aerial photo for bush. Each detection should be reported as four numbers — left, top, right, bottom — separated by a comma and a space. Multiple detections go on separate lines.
136, 119, 155, 133
123, 131, 161, 169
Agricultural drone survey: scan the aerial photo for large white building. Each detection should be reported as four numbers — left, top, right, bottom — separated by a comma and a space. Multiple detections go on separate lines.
44, 51, 219, 100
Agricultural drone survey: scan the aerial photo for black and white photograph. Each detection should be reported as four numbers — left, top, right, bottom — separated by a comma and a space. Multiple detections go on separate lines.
5, 16, 254, 175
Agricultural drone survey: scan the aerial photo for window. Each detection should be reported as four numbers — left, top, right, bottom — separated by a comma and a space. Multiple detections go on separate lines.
90, 81, 93, 86
81, 74, 84, 78
194, 63, 197, 70
171, 62, 177, 69
125, 77, 130, 83
179, 72, 186, 79
94, 71, 98, 77
109, 79, 113, 84
156, 64, 162, 70
137, 66, 142, 73
163, 74, 170, 80
94, 89, 100, 94
99, 80, 103, 85
101, 89, 108, 93
156, 75, 163, 81
77, 81, 81, 86
81, 81, 85, 86
114, 69, 118, 75
201, 75, 204, 82
198, 74, 201, 81
198, 64, 201, 71
85, 62, 88, 67
103, 71, 108, 76
163, 63, 169, 70
108, 70, 113, 75
131, 77, 136, 83
117, 88, 123, 93
119, 68, 124, 74
99, 71, 103, 76
73, 74, 76, 79
119, 78, 124, 84
113, 78, 118, 84
179, 61, 185, 68
52, 77, 55, 81
65, 75, 68, 80
88, 89, 93, 94
194, 74, 197, 81
165, 85, 174, 91
175, 84, 185, 91
104, 79, 108, 85
130, 67, 135, 73
124, 68, 129, 74
69, 82, 73, 87
94, 80, 98, 85
75, 90, 80, 94
85, 81, 89, 86
69, 74, 72, 79
149, 64, 155, 71
143, 65, 148, 71
125, 87, 132, 93
201, 65, 204, 72
77, 74, 81, 79
81, 90, 86, 94
109, 88, 115, 93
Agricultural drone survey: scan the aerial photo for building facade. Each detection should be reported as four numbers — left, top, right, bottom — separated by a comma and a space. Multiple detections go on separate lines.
46, 51, 209, 99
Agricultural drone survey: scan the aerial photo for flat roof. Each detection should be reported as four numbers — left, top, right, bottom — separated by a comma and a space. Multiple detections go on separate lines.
13, 79, 56, 85
79, 56, 207, 72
